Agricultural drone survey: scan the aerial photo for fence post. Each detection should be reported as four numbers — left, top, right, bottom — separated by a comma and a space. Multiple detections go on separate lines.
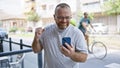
20, 39, 24, 68
20, 39, 23, 49
9, 38, 13, 62
38, 52, 42, 68
0, 37, 3, 52
9, 38, 12, 51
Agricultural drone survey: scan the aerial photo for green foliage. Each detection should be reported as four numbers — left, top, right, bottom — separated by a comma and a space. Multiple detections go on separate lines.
77, 11, 83, 18
9, 27, 18, 33
88, 13, 94, 20
70, 19, 77, 26
0, 21, 3, 27
18, 27, 25, 32
26, 11, 40, 22
9, 27, 25, 33
102, 0, 120, 15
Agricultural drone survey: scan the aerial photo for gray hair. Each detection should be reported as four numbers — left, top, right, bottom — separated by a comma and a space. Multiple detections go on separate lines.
55, 3, 71, 14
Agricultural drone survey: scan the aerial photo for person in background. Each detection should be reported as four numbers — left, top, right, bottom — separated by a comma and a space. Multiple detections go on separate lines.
78, 12, 95, 53
32, 3, 88, 68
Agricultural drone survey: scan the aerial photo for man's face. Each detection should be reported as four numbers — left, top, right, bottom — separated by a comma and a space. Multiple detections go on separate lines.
54, 7, 72, 29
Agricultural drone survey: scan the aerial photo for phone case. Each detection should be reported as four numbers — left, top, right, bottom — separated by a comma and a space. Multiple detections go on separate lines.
62, 37, 71, 48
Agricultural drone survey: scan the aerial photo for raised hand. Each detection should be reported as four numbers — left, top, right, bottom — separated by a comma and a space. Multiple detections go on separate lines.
32, 27, 44, 53
34, 27, 44, 40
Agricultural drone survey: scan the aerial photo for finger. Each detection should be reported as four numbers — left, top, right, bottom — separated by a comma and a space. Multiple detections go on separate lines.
36, 28, 43, 34
65, 43, 71, 50
62, 46, 68, 52
61, 45, 70, 53
65, 43, 74, 51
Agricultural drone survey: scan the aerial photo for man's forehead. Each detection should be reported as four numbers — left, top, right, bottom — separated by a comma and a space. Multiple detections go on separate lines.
55, 7, 71, 14
55, 6, 71, 13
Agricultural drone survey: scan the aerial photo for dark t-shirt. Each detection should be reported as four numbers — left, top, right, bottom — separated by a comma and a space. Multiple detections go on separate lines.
78, 17, 90, 34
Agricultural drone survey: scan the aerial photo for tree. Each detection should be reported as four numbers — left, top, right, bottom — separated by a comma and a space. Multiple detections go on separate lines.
102, 0, 120, 15
102, 0, 120, 33
24, 0, 40, 27
25, 10, 40, 27
27, 11, 40, 22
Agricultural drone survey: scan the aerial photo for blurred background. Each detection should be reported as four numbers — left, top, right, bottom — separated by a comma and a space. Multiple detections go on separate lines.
0, 0, 120, 34
0, 0, 120, 68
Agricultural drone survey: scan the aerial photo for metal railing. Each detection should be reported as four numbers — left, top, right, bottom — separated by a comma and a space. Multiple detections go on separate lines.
0, 37, 33, 68
0, 49, 32, 57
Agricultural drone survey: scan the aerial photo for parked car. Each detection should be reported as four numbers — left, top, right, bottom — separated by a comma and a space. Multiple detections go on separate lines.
90, 23, 108, 34
0, 28, 8, 39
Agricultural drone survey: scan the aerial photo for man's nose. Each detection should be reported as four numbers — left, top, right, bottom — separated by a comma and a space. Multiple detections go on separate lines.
62, 18, 67, 22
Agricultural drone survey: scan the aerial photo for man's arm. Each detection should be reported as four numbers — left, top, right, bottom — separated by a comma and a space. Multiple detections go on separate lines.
81, 22, 87, 31
32, 27, 44, 53
82, 22, 90, 35
32, 36, 43, 53
70, 51, 87, 62
90, 23, 93, 28
90, 23, 96, 32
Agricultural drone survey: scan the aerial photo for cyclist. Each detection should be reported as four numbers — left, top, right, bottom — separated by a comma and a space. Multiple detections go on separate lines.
78, 12, 95, 53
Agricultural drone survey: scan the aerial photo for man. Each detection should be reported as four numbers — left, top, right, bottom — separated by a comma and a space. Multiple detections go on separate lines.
32, 3, 88, 68
78, 12, 94, 52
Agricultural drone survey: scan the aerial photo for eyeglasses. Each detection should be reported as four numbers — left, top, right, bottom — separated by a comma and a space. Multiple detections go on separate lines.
56, 16, 72, 20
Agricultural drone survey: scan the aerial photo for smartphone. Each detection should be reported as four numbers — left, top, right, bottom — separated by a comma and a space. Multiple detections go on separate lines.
62, 37, 71, 48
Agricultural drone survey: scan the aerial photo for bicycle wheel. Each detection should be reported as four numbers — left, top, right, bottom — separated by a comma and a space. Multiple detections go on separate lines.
91, 42, 107, 60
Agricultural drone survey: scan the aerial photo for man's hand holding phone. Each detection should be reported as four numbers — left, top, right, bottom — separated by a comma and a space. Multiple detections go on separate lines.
61, 37, 75, 57
60, 43, 75, 58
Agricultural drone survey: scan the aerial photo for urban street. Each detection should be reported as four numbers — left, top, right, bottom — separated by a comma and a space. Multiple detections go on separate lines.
2, 34, 120, 68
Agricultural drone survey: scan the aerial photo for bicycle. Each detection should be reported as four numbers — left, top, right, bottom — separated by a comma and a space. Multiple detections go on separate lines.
88, 34, 107, 60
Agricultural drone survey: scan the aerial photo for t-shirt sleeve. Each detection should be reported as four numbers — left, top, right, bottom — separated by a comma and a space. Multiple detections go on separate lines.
88, 19, 90, 24
79, 18, 83, 24
74, 29, 88, 53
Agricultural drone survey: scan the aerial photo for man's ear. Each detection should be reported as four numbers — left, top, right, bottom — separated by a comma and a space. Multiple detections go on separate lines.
53, 14, 56, 20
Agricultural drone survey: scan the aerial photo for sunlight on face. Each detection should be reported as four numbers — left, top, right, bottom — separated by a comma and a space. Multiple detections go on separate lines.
54, 7, 72, 29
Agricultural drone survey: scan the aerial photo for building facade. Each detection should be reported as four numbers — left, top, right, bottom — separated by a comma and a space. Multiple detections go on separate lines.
79, 0, 120, 34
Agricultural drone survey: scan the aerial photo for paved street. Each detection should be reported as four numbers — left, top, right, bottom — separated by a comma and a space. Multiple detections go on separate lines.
1, 35, 120, 68
80, 49, 120, 68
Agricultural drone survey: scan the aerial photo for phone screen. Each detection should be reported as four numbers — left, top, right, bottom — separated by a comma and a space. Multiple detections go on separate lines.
62, 37, 71, 48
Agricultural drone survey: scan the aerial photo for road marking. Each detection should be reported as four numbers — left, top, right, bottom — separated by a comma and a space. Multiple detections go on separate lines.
105, 63, 120, 68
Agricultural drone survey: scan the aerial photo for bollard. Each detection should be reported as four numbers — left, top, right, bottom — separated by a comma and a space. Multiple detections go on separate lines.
0, 37, 3, 52
38, 52, 42, 68
20, 39, 24, 68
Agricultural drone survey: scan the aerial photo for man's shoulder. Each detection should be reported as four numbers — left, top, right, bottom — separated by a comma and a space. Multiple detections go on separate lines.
44, 23, 56, 30
69, 25, 80, 32
41, 23, 55, 37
